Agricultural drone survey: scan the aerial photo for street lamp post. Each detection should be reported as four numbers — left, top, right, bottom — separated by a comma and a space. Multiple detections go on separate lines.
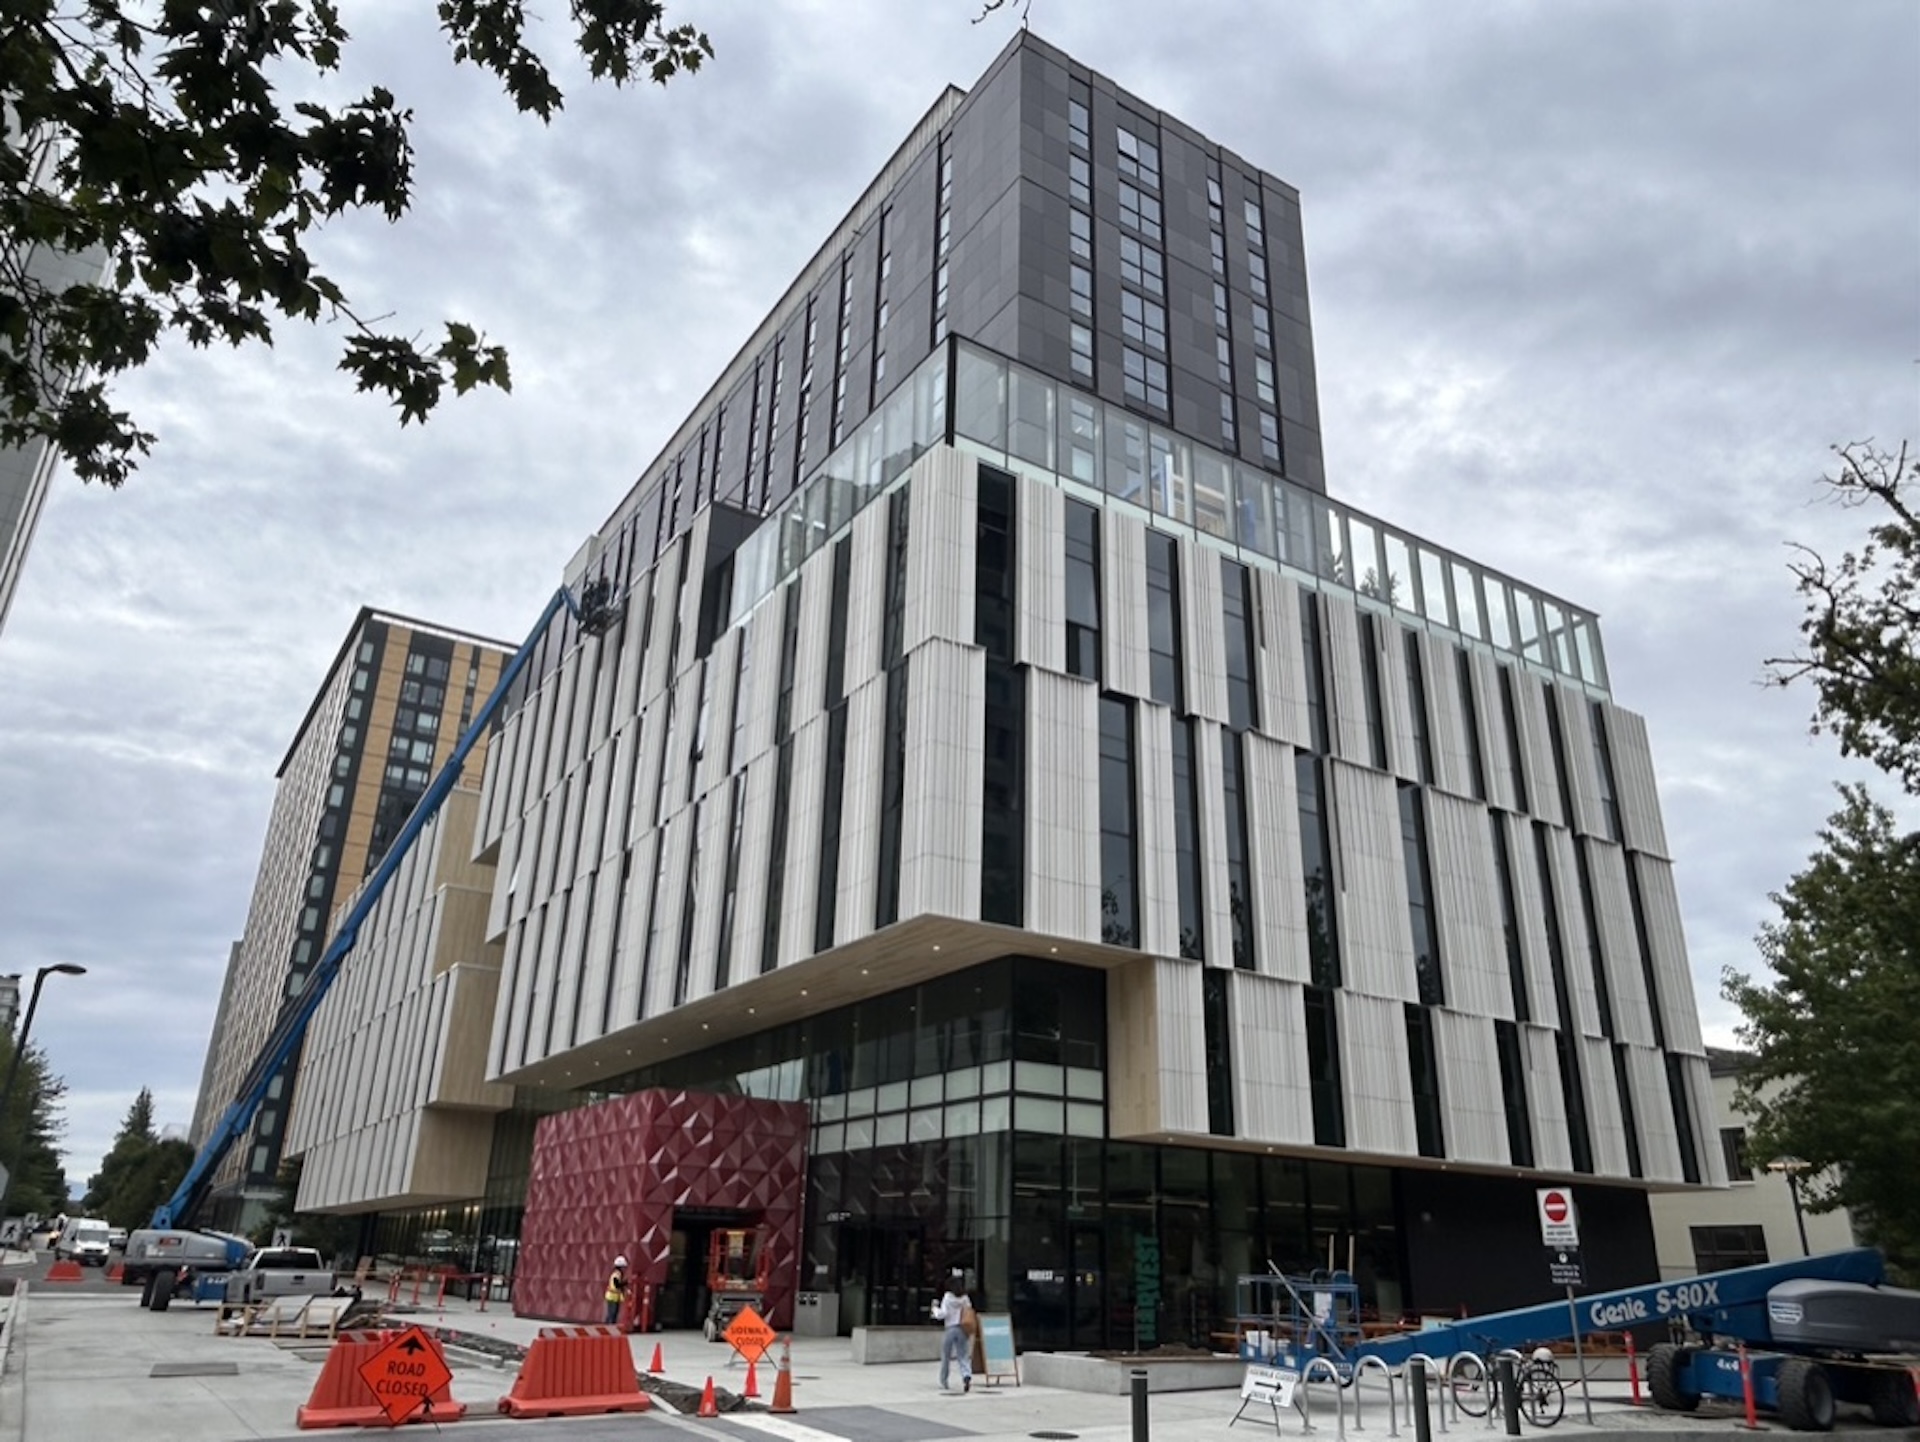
1767, 1156, 1812, 1257
0, 964, 87, 1217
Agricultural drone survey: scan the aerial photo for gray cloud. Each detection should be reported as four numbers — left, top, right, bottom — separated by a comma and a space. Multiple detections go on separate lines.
1, 0, 1913, 1184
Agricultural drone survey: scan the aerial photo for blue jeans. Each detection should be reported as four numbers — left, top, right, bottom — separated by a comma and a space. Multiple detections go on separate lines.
940, 1324, 971, 1388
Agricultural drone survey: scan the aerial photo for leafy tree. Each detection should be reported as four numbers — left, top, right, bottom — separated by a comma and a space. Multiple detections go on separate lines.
0, 1032, 68, 1218
82, 1087, 196, 1228
1765, 441, 1920, 791
4, 1, 713, 487
1724, 788, 1920, 1279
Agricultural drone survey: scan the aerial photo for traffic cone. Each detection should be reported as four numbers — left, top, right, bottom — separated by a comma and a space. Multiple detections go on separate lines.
648, 1342, 664, 1374
697, 1375, 718, 1418
743, 1358, 760, 1398
770, 1343, 796, 1415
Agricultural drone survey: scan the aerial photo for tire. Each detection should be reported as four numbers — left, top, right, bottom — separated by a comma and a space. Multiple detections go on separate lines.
1646, 1344, 1700, 1414
138, 1273, 156, 1308
1868, 1369, 1920, 1428
1519, 1364, 1565, 1428
149, 1270, 175, 1313
1449, 1354, 1491, 1417
1777, 1357, 1836, 1433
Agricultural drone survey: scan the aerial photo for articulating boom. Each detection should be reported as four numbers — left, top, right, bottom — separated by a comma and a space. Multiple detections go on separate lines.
153, 579, 621, 1230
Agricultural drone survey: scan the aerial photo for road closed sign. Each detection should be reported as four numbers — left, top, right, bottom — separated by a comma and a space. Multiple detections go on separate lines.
1537, 1188, 1579, 1248
356, 1325, 454, 1424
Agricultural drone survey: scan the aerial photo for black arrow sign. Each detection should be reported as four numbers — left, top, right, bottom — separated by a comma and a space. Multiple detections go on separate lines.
398, 1335, 427, 1355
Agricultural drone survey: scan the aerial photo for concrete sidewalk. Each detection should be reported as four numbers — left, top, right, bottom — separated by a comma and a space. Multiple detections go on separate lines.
0, 1282, 1877, 1442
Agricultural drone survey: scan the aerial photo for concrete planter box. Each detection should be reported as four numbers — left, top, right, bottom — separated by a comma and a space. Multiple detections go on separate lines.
1022, 1351, 1242, 1394
850, 1326, 945, 1363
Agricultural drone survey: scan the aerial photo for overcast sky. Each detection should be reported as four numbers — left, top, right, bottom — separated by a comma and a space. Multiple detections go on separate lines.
0, 1, 1913, 1192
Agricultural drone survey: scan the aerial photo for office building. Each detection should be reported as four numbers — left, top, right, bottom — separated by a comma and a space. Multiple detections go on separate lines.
190, 609, 511, 1229
286, 32, 1723, 1342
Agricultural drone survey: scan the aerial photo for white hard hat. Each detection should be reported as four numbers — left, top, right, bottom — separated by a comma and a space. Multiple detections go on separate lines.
1531, 1347, 1554, 1363
615, 1255, 628, 1267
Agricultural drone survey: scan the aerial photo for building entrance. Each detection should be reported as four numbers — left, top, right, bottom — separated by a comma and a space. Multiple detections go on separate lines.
834, 1219, 926, 1328
659, 1208, 761, 1332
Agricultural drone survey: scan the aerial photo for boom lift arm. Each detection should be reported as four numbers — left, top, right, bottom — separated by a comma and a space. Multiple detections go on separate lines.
152, 579, 620, 1230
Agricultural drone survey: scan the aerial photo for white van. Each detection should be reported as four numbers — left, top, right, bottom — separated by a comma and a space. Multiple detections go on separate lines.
56, 1217, 112, 1266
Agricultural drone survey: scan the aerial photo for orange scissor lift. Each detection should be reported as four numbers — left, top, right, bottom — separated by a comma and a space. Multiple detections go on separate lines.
702, 1228, 770, 1342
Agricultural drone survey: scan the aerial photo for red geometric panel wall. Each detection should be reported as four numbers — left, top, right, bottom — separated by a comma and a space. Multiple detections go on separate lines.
514, 1089, 810, 1326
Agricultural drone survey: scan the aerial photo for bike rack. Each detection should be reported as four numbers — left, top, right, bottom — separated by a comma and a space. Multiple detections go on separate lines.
1351, 1355, 1396, 1436
1447, 1352, 1489, 1432
1300, 1355, 1347, 1437
1403, 1353, 1448, 1435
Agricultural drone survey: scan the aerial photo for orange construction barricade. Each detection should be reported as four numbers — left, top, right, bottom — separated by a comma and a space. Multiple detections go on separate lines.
497, 1325, 651, 1419
296, 1329, 468, 1429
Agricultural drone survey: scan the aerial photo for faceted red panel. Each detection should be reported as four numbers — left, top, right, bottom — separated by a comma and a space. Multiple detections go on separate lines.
513, 1089, 810, 1326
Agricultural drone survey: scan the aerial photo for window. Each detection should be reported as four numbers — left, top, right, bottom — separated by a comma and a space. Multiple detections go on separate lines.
1203, 970, 1234, 1135
1216, 334, 1234, 386
1691, 1225, 1768, 1274
1122, 346, 1167, 410
1070, 208, 1091, 261
1098, 697, 1138, 948
1251, 306, 1272, 352
1068, 97, 1089, 151
1400, 785, 1442, 1005
1119, 235, 1163, 295
1244, 196, 1266, 246
1064, 499, 1101, 681
1070, 154, 1090, 205
1210, 230, 1226, 276
1255, 355, 1276, 406
1070, 323, 1093, 380
1070, 263, 1093, 318
1207, 174, 1223, 223
1119, 291, 1165, 351
1116, 125, 1160, 187
1118, 181, 1161, 241
1213, 281, 1230, 329
1406, 1004, 1445, 1158
1304, 985, 1345, 1147
1258, 410, 1281, 466
1171, 719, 1203, 960
1721, 1126, 1753, 1179
1219, 392, 1236, 448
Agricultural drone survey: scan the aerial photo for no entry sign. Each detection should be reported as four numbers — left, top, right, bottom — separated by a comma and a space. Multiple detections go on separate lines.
1537, 1188, 1579, 1247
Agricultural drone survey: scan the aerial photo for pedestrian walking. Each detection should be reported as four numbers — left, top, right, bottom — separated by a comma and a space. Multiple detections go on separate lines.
605, 1255, 629, 1327
931, 1268, 974, 1392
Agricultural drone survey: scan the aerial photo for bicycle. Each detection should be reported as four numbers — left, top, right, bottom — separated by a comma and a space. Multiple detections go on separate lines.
1449, 1346, 1566, 1428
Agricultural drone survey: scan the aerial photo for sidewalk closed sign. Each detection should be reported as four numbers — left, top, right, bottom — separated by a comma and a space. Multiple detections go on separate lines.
1536, 1188, 1579, 1248
1232, 1364, 1297, 1429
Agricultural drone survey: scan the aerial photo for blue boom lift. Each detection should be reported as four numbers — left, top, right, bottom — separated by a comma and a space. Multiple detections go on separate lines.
127, 580, 619, 1302
1341, 1247, 1919, 1432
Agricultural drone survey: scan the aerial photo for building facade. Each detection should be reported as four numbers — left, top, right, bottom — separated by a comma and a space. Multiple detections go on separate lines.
280, 32, 1723, 1342
0, 131, 105, 640
191, 609, 510, 1229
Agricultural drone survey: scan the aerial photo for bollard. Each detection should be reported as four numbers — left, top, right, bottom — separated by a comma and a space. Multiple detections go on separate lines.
1131, 1367, 1150, 1442
1409, 1359, 1433, 1442
1495, 1357, 1520, 1438
1490, 1352, 1525, 1432
1408, 1354, 1447, 1436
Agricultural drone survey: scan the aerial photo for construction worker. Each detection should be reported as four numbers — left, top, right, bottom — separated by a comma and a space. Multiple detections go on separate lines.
605, 1255, 629, 1327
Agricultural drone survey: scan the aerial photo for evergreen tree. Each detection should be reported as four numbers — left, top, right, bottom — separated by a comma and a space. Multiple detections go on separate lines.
0, 1030, 68, 1218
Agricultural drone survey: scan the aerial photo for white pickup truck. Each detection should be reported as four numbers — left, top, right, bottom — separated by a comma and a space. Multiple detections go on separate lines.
223, 1246, 337, 1307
